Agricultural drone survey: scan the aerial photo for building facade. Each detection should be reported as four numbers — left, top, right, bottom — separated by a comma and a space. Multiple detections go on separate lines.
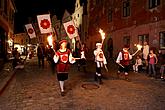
87, 0, 165, 57
72, 0, 88, 43
0, 0, 16, 62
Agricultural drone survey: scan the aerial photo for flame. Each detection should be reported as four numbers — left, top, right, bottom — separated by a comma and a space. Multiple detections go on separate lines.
99, 29, 105, 40
136, 44, 142, 50
47, 35, 53, 46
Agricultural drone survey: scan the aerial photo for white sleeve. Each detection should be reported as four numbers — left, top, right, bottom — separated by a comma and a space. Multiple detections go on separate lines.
94, 50, 98, 56
129, 53, 132, 60
53, 54, 59, 63
69, 53, 76, 64
116, 52, 122, 63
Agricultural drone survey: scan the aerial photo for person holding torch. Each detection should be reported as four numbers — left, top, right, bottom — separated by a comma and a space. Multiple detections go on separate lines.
116, 44, 142, 81
53, 39, 77, 96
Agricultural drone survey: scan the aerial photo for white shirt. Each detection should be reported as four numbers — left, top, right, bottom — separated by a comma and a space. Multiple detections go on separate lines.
116, 49, 132, 63
143, 45, 149, 59
94, 48, 107, 64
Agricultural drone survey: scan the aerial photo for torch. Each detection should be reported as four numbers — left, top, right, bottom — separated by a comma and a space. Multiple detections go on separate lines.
98, 29, 108, 71
132, 44, 142, 56
99, 29, 105, 44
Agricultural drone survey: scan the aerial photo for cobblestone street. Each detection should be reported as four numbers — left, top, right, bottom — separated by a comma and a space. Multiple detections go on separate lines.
0, 57, 165, 110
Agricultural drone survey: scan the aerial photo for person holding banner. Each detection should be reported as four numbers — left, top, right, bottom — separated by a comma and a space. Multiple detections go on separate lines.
94, 43, 107, 84
53, 39, 76, 96
116, 45, 132, 81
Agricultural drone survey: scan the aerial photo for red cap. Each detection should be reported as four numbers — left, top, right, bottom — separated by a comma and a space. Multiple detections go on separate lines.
59, 39, 67, 45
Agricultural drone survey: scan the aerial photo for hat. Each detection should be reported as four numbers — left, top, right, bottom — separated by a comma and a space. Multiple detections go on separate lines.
96, 43, 102, 46
123, 45, 130, 48
59, 39, 67, 45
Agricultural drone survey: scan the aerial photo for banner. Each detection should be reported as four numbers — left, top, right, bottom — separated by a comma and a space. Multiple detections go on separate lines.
25, 24, 36, 38
63, 20, 78, 39
37, 14, 52, 34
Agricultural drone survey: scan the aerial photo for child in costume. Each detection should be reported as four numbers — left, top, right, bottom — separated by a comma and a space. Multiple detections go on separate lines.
53, 40, 76, 96
94, 43, 107, 84
116, 45, 132, 80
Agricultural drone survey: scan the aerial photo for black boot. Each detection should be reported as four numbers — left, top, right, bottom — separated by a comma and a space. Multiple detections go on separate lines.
94, 74, 97, 81
99, 76, 103, 84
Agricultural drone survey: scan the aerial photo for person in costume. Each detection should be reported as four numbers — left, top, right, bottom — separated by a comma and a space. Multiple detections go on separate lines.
53, 40, 76, 96
116, 45, 132, 80
94, 43, 107, 84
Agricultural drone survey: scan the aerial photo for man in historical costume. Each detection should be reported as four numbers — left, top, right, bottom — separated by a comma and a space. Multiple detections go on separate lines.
53, 40, 76, 96
116, 45, 132, 81
94, 43, 107, 84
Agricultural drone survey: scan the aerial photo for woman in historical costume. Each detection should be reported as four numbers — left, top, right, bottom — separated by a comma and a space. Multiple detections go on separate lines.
53, 40, 76, 96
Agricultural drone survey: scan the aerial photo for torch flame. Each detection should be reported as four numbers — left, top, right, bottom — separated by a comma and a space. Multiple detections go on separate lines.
47, 35, 53, 46
137, 44, 142, 50
99, 29, 105, 40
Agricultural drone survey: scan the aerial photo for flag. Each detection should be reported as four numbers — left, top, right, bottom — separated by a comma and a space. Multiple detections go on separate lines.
25, 24, 36, 38
63, 20, 78, 39
37, 14, 52, 34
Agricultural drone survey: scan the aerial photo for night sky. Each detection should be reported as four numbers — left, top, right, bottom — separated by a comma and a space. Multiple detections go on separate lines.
14, 0, 76, 33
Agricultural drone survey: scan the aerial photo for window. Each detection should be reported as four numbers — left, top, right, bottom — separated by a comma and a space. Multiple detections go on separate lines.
123, 36, 130, 46
123, 0, 130, 17
108, 8, 112, 23
138, 34, 149, 45
160, 32, 165, 49
149, 0, 160, 9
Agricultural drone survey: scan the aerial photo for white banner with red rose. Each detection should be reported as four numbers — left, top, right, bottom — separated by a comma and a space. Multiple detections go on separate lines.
25, 24, 36, 38
63, 20, 78, 39
37, 14, 52, 34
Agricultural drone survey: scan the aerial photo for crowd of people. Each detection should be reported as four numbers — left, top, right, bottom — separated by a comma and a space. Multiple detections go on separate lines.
32, 40, 165, 96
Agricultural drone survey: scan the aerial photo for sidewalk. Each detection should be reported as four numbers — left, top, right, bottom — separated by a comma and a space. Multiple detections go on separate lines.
0, 55, 27, 95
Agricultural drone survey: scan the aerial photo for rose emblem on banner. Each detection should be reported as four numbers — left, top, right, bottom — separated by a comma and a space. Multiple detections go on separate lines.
40, 19, 50, 29
28, 28, 34, 34
67, 25, 75, 34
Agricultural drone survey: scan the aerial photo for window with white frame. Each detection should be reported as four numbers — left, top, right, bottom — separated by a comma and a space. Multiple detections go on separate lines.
138, 34, 149, 45
149, 0, 160, 9
160, 32, 165, 49
123, 0, 130, 17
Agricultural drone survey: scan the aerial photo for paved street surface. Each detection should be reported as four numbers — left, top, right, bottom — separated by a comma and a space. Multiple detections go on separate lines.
0, 57, 165, 110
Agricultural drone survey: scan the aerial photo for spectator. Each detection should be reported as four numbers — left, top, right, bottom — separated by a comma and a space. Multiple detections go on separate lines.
37, 43, 45, 68
143, 42, 149, 66
46, 45, 55, 74
133, 55, 142, 73
147, 49, 158, 78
